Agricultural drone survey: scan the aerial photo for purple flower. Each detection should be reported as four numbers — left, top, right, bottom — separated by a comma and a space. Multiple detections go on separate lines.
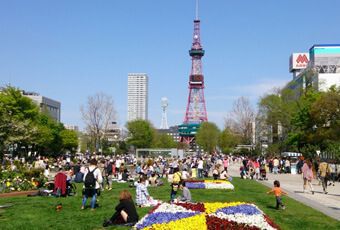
186, 182, 205, 189
216, 204, 261, 216
136, 211, 199, 229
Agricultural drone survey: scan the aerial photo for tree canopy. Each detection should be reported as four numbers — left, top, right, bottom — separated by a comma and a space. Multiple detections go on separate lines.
196, 122, 220, 153
258, 85, 340, 159
0, 86, 78, 159
126, 120, 154, 149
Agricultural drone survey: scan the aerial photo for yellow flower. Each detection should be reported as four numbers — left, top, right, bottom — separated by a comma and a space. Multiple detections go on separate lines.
204, 202, 245, 214
146, 214, 206, 230
6, 181, 11, 187
204, 179, 231, 184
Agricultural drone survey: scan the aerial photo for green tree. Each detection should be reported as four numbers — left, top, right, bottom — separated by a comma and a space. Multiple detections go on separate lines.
258, 88, 297, 144
290, 88, 321, 150
196, 122, 220, 153
33, 114, 65, 156
152, 132, 177, 148
0, 86, 40, 157
0, 86, 82, 159
309, 87, 340, 147
126, 120, 154, 148
218, 128, 240, 154
60, 129, 78, 153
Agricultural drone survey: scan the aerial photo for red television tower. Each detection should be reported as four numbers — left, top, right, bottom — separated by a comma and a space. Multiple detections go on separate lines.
179, 0, 208, 145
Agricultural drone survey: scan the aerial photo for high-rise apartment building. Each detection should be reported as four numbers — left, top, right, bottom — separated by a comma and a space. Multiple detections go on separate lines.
127, 73, 148, 121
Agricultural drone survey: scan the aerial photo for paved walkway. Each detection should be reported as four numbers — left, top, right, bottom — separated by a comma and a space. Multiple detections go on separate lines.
228, 163, 340, 221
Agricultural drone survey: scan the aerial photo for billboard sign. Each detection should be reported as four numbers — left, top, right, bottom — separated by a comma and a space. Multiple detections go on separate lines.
289, 53, 309, 72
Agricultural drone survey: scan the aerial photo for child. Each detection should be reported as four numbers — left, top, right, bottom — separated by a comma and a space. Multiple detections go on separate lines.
267, 180, 287, 210
178, 182, 192, 202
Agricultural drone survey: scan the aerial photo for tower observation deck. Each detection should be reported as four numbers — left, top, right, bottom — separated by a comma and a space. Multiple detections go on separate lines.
179, 0, 208, 147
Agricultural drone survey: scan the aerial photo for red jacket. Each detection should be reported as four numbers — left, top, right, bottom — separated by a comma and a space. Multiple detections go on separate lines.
54, 172, 67, 195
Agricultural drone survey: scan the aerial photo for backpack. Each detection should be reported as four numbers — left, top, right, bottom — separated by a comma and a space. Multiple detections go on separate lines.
106, 163, 113, 175
84, 167, 97, 188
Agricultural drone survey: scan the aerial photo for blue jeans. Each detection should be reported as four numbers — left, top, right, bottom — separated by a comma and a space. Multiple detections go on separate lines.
82, 192, 97, 209
198, 169, 203, 178
273, 166, 278, 174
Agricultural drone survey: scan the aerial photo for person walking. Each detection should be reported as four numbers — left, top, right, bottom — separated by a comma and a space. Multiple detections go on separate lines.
301, 160, 314, 194
329, 161, 336, 186
285, 158, 291, 174
273, 157, 279, 174
197, 158, 204, 178
223, 157, 229, 172
170, 168, 182, 202
81, 158, 103, 210
318, 161, 331, 194
105, 159, 114, 190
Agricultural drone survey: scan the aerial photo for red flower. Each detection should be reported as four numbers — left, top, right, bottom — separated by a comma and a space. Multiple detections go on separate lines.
148, 203, 161, 214
206, 215, 260, 230
264, 215, 281, 230
183, 179, 204, 183
175, 202, 205, 212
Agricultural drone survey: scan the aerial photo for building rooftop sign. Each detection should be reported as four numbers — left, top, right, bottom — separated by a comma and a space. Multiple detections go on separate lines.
289, 53, 309, 72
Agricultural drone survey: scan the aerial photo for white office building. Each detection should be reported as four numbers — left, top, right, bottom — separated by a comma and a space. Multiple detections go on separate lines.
127, 73, 148, 121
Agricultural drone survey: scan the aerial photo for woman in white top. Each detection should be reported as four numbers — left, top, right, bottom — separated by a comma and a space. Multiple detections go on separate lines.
181, 168, 190, 180
197, 158, 204, 178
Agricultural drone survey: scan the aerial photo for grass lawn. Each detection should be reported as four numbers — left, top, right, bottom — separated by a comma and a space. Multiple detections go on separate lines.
0, 178, 339, 230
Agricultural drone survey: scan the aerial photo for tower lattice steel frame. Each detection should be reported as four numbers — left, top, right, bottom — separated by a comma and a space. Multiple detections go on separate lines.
180, 0, 208, 145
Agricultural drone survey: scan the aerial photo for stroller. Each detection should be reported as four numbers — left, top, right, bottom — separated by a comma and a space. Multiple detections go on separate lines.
53, 172, 77, 197
259, 164, 268, 180
28, 174, 77, 197
240, 166, 247, 179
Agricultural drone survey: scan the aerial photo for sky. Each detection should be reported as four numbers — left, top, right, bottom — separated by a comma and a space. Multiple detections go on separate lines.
1, 0, 340, 130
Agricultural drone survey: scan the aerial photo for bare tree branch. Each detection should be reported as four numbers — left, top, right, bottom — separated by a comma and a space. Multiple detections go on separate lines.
224, 97, 255, 144
81, 92, 116, 151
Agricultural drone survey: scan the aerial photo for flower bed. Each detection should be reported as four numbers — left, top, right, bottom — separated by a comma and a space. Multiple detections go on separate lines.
185, 179, 234, 190
134, 202, 279, 230
0, 167, 45, 193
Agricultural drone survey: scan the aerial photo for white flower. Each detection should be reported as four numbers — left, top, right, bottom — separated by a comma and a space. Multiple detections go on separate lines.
205, 183, 234, 190
211, 212, 276, 230
153, 203, 196, 213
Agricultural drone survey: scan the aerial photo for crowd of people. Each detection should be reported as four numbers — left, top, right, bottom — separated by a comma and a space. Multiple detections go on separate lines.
1, 152, 339, 227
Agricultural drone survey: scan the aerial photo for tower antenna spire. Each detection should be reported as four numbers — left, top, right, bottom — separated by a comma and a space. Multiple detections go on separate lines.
195, 0, 199, 20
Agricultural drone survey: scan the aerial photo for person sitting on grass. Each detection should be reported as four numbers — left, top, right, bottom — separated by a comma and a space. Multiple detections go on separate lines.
103, 190, 139, 227
219, 169, 230, 180
267, 180, 287, 210
136, 177, 157, 207
212, 166, 219, 180
177, 182, 191, 202
149, 173, 159, 186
